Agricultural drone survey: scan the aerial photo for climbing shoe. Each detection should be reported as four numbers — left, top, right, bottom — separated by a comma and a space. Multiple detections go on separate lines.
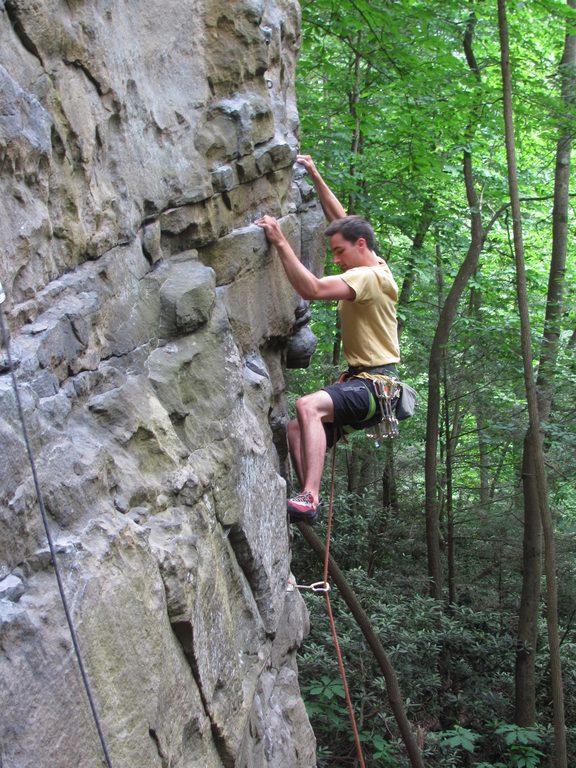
287, 491, 321, 524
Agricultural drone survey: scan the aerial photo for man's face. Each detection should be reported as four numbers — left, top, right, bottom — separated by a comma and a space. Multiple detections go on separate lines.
329, 233, 363, 271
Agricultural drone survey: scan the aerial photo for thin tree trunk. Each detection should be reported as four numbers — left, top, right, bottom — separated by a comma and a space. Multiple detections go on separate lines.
476, 414, 491, 507
515, 0, 575, 729
332, 313, 342, 368
425, 11, 485, 599
367, 442, 397, 578
468, 285, 492, 506
443, 361, 458, 607
515, 442, 542, 725
348, 45, 365, 215
497, 1, 568, 763
425, 149, 484, 599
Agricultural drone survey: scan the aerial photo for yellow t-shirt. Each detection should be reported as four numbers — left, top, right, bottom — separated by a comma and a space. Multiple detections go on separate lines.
338, 259, 400, 368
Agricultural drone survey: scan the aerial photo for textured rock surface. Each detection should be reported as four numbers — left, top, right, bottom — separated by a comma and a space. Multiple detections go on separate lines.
0, 1, 325, 765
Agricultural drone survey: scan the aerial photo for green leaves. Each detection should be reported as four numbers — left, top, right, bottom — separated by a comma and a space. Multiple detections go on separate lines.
293, 0, 576, 764
438, 725, 479, 753
302, 675, 349, 732
493, 724, 546, 768
431, 722, 546, 766
306, 674, 346, 701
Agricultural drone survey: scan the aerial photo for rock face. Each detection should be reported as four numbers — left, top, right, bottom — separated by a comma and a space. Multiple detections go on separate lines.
0, 1, 326, 766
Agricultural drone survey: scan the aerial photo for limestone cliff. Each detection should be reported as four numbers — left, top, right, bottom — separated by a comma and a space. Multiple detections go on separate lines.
0, 1, 325, 765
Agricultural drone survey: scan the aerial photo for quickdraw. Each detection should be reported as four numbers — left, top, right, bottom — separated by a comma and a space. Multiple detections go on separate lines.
286, 577, 330, 593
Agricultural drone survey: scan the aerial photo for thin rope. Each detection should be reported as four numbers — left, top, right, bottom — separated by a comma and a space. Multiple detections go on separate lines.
323, 440, 367, 768
0, 304, 114, 768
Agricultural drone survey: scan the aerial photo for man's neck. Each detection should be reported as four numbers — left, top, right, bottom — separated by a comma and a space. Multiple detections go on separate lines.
362, 250, 380, 266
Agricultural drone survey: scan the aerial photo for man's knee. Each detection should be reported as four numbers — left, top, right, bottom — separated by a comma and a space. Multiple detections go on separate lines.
295, 392, 318, 420
295, 390, 334, 421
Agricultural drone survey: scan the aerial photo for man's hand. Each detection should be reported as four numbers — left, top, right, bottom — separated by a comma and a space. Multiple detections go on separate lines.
254, 213, 354, 302
255, 215, 286, 247
295, 154, 346, 222
296, 154, 320, 179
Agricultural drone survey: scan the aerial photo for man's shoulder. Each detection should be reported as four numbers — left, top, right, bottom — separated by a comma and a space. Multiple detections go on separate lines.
344, 262, 389, 280
341, 266, 371, 285
340, 266, 380, 300
341, 260, 397, 301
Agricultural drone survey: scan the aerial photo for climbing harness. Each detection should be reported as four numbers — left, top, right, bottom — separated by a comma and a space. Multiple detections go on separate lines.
351, 373, 400, 445
292, 441, 367, 768
0, 284, 114, 768
370, 375, 400, 442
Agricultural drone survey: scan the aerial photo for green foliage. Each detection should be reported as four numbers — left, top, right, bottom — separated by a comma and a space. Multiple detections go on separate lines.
474, 764, 507, 768
302, 675, 346, 728
292, 0, 576, 765
302, 674, 404, 766
365, 732, 401, 766
438, 724, 480, 754
430, 722, 546, 767
493, 724, 546, 768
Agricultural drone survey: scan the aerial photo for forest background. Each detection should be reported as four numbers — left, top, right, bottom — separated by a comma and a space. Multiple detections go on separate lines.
288, 0, 576, 766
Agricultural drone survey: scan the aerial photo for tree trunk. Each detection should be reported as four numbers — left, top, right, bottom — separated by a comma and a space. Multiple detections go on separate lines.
425, 149, 484, 599
514, 0, 575, 730
425, 11, 485, 600
443, 361, 459, 607
347, 44, 366, 215
515, 442, 543, 725
497, 1, 568, 762
467, 285, 492, 507
367, 442, 398, 578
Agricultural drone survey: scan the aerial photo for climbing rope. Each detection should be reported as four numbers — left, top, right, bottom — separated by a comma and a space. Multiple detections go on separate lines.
322, 441, 367, 768
290, 439, 367, 766
0, 288, 114, 768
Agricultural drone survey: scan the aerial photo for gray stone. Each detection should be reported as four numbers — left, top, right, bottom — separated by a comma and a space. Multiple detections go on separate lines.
286, 323, 318, 369
0, 0, 323, 764
158, 259, 216, 336
0, 574, 25, 602
211, 164, 237, 193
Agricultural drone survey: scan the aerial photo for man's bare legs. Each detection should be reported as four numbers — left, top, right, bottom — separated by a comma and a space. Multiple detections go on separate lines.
286, 390, 334, 505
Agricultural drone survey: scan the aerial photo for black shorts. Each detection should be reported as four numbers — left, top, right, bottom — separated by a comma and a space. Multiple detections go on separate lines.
322, 377, 390, 447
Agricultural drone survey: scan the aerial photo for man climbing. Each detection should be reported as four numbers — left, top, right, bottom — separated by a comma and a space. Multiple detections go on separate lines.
256, 155, 400, 523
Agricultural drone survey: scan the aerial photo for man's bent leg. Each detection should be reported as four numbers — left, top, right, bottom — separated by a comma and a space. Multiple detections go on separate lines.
287, 418, 304, 487
294, 389, 334, 505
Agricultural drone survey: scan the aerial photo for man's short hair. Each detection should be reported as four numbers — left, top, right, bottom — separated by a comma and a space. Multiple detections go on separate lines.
324, 215, 376, 251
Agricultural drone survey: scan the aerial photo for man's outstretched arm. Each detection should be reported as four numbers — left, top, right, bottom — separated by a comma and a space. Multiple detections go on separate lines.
297, 154, 347, 222
255, 215, 354, 302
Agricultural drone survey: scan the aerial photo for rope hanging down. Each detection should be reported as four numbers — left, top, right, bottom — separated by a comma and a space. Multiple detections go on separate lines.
294, 441, 367, 768
0, 286, 114, 768
294, 491, 426, 768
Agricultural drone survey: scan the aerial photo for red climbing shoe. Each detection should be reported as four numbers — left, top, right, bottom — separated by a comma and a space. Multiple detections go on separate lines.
287, 491, 321, 524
